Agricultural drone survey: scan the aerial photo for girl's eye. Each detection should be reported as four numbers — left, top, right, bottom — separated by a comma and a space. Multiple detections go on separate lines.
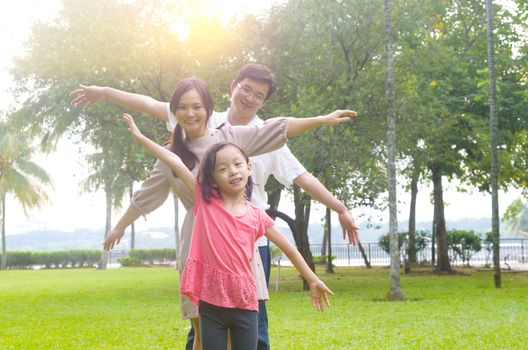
235, 162, 243, 167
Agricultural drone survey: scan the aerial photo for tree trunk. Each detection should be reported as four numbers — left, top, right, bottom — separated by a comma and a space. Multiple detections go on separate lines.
1, 194, 6, 270
407, 168, 419, 265
485, 0, 501, 288
325, 207, 334, 273
431, 166, 452, 273
357, 241, 372, 268
321, 224, 328, 265
267, 184, 284, 211
431, 211, 436, 266
173, 192, 180, 261
266, 209, 295, 237
293, 185, 315, 291
384, 0, 404, 301
130, 181, 135, 250
98, 186, 113, 270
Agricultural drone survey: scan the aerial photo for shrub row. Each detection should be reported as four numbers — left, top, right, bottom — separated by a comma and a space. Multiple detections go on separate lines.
0, 248, 178, 269
128, 248, 176, 265
0, 250, 102, 269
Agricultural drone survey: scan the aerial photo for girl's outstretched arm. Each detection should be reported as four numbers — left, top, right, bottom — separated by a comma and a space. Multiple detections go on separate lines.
265, 225, 334, 312
122, 114, 196, 194
285, 109, 358, 138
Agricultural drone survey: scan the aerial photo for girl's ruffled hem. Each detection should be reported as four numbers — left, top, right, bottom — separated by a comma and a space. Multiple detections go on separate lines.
180, 257, 259, 311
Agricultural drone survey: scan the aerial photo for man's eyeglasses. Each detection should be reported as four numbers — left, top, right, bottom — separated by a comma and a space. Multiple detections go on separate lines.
236, 82, 266, 103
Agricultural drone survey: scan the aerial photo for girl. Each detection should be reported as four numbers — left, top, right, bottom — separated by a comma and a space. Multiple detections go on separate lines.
122, 113, 334, 350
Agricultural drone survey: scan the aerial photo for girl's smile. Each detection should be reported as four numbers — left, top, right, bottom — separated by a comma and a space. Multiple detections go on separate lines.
213, 146, 252, 196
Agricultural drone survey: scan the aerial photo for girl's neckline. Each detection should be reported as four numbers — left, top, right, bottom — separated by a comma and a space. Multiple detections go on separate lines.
216, 195, 248, 217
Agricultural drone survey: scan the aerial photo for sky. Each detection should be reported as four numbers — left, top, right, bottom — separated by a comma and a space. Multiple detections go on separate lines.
1, 0, 524, 238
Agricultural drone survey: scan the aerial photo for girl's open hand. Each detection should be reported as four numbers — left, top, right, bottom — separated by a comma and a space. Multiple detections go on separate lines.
309, 280, 334, 312
320, 109, 358, 125
103, 227, 125, 251
122, 113, 142, 139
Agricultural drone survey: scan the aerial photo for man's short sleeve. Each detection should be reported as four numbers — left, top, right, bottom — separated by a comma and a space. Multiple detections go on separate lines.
166, 103, 176, 132
270, 145, 307, 186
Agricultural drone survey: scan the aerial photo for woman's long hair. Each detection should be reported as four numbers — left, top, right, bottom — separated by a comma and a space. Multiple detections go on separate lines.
198, 142, 253, 203
169, 77, 214, 170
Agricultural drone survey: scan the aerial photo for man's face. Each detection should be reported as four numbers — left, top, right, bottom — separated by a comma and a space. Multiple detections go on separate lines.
229, 78, 270, 120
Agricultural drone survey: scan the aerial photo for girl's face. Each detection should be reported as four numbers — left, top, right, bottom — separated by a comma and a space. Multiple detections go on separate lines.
175, 88, 208, 139
212, 145, 252, 196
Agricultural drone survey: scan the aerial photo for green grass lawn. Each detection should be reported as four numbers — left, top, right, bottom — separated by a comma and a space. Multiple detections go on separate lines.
1, 266, 527, 349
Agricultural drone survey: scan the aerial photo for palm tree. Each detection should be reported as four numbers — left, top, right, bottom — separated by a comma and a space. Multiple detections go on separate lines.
503, 200, 528, 238
0, 125, 51, 270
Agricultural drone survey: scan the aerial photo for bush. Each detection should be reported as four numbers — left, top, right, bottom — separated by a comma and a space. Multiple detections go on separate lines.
447, 229, 481, 266
313, 255, 336, 264
118, 257, 143, 267
378, 230, 431, 261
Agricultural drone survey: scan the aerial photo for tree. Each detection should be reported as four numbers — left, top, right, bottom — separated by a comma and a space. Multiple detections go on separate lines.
384, 0, 404, 300
485, 0, 501, 288
503, 199, 528, 237
390, 0, 523, 274
0, 122, 51, 269
253, 0, 388, 282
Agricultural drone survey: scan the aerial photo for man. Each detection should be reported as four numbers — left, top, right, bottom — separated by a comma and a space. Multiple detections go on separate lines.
70, 63, 359, 349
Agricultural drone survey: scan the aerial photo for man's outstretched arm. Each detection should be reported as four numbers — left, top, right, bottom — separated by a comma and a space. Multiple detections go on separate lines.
293, 172, 359, 245
69, 84, 168, 122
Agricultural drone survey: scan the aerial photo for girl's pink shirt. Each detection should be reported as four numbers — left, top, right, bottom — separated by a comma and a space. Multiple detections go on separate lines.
180, 184, 275, 311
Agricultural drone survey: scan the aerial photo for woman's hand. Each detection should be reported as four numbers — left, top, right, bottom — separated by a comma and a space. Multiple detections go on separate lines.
69, 84, 105, 109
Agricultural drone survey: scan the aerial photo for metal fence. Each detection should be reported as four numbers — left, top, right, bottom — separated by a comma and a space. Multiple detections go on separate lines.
106, 239, 527, 268
275, 238, 528, 268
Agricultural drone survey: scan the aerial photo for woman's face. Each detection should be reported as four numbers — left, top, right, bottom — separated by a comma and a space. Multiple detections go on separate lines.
175, 88, 208, 139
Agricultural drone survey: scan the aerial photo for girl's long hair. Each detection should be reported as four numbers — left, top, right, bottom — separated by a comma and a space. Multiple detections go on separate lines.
198, 142, 253, 203
169, 77, 214, 170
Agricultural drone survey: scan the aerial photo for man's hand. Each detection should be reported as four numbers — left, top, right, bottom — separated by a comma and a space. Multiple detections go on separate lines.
338, 208, 359, 245
319, 109, 358, 125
